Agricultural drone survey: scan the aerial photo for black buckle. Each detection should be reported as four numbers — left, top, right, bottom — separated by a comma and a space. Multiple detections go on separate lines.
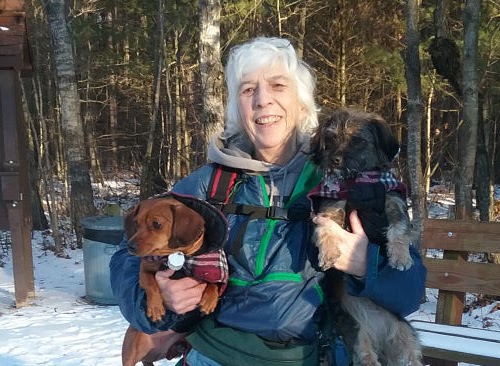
267, 206, 289, 220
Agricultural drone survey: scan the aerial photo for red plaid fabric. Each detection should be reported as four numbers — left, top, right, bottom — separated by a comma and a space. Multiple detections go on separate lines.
307, 170, 407, 200
183, 249, 229, 294
144, 249, 229, 295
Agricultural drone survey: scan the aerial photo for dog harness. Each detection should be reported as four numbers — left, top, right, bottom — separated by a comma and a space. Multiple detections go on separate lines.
143, 248, 229, 294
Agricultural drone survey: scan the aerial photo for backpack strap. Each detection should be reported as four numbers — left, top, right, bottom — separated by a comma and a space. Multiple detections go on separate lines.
207, 164, 311, 221
207, 164, 241, 207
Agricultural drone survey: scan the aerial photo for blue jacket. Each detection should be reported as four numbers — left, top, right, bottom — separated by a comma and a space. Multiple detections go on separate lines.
110, 159, 426, 343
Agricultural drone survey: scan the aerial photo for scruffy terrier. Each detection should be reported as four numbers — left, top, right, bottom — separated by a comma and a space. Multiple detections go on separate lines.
309, 109, 422, 366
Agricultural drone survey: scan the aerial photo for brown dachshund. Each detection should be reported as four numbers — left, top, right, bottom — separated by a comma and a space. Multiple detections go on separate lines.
122, 327, 186, 366
121, 197, 224, 366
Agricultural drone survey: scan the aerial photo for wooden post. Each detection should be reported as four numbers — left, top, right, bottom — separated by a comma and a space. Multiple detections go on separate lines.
0, 1, 35, 307
429, 205, 465, 366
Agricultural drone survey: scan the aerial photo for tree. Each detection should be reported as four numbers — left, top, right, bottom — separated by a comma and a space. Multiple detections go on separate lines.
403, 0, 425, 249
199, 0, 224, 152
455, 0, 480, 220
41, 0, 96, 248
140, 0, 166, 199
21, 0, 499, 256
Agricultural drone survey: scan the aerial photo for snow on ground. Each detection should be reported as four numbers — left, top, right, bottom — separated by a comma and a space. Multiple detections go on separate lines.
0, 231, 178, 366
0, 180, 498, 365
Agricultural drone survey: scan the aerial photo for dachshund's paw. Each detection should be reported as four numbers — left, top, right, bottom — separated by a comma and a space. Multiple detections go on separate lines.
147, 304, 166, 322
199, 284, 219, 314
199, 300, 217, 315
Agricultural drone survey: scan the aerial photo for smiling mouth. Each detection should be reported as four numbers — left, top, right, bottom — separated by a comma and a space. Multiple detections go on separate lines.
255, 116, 281, 125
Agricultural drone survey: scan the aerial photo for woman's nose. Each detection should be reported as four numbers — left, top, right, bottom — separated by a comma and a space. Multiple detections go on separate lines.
253, 86, 273, 108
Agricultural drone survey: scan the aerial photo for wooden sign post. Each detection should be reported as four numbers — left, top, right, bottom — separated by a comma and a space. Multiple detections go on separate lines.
0, 0, 35, 307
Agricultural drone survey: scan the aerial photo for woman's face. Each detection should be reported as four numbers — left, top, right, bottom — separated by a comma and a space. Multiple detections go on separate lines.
237, 61, 307, 165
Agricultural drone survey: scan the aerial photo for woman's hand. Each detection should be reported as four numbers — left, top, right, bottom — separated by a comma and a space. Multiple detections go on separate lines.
155, 269, 207, 314
312, 210, 369, 278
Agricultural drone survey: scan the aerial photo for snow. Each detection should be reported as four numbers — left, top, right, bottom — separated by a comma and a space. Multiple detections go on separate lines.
0, 230, 178, 366
0, 181, 498, 366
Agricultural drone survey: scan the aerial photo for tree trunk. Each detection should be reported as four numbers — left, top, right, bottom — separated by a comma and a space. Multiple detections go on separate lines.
199, 0, 224, 148
20, 82, 49, 230
295, 1, 307, 59
140, 0, 165, 199
43, 0, 96, 247
434, 0, 450, 38
404, 0, 425, 249
425, 75, 435, 195
108, 76, 119, 172
170, 31, 181, 180
84, 104, 103, 185
455, 0, 480, 220
338, 0, 347, 107
475, 96, 491, 221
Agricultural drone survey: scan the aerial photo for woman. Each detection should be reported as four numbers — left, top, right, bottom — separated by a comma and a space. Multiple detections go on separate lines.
110, 37, 426, 365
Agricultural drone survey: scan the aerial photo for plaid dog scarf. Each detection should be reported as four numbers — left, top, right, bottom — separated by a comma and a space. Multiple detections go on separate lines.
144, 248, 229, 295
307, 170, 407, 201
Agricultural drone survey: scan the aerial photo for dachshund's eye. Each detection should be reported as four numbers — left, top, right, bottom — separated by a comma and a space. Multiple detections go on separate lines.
152, 221, 162, 230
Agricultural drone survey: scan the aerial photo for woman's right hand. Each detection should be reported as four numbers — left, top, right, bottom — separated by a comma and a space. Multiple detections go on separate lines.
155, 269, 207, 314
312, 210, 368, 278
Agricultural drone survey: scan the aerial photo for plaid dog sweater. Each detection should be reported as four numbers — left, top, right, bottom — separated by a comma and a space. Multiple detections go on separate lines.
144, 248, 229, 295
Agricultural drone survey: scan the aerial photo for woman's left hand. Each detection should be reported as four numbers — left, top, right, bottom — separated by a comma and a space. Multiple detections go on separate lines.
312, 210, 368, 278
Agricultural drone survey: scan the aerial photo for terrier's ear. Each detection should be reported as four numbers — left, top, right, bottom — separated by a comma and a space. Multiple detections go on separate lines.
310, 113, 341, 167
309, 126, 324, 166
370, 117, 400, 163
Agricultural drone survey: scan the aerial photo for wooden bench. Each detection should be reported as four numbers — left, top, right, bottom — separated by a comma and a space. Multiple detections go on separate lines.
410, 218, 500, 366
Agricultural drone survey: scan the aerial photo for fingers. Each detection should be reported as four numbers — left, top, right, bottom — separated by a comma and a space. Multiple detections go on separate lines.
155, 270, 207, 314
347, 210, 365, 235
312, 210, 368, 277
312, 214, 342, 228
155, 268, 175, 280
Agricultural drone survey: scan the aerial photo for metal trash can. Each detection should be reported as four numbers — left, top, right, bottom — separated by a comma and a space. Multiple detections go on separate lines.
81, 215, 124, 305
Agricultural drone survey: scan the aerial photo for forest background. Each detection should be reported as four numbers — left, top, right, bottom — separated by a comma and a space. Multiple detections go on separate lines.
18, 0, 499, 253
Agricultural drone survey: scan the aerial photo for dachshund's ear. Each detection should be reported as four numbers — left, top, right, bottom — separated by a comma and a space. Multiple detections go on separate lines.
124, 203, 140, 238
371, 117, 400, 163
170, 204, 205, 247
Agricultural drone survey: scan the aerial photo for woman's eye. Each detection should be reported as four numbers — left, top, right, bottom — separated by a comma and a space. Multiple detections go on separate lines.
273, 83, 286, 90
241, 87, 254, 96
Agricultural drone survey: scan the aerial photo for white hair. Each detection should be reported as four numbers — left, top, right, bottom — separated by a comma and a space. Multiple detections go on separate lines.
223, 37, 318, 140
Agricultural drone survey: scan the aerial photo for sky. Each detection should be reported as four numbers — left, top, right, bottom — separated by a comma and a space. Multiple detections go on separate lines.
0, 183, 499, 366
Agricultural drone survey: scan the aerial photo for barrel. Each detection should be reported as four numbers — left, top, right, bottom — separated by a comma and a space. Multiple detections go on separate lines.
81, 215, 124, 305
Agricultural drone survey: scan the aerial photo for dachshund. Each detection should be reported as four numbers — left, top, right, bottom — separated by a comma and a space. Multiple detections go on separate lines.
121, 196, 228, 366
309, 109, 422, 366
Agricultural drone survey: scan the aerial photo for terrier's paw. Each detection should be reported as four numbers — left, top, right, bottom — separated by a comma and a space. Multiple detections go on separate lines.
314, 226, 341, 271
388, 248, 413, 271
